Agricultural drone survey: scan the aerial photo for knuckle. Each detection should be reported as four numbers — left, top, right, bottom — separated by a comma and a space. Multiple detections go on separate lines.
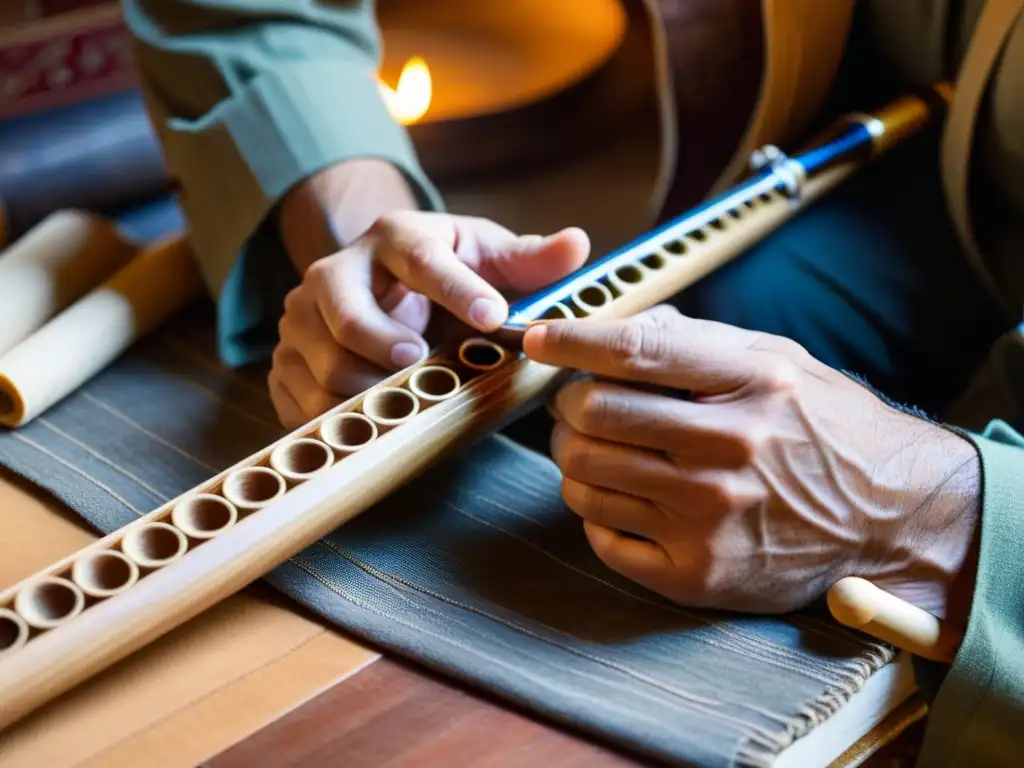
562, 441, 592, 480
328, 307, 367, 343
607, 321, 670, 371
759, 357, 801, 394
727, 425, 769, 464
368, 211, 403, 239
438, 269, 464, 304
555, 433, 590, 480
405, 242, 436, 271
577, 483, 606, 521
644, 304, 682, 327
576, 386, 612, 435
304, 259, 332, 286
607, 323, 647, 363
270, 344, 289, 371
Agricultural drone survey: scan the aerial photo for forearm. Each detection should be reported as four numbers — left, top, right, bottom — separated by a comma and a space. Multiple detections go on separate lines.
121, 0, 443, 365
278, 158, 418, 275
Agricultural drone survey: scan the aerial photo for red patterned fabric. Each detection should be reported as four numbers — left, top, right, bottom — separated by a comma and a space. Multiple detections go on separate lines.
0, 2, 137, 120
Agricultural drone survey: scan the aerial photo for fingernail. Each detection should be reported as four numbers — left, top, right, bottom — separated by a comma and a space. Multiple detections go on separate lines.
468, 298, 505, 329
525, 324, 548, 344
391, 342, 425, 368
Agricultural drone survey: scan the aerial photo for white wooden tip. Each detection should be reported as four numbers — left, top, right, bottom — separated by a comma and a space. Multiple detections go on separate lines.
827, 576, 881, 627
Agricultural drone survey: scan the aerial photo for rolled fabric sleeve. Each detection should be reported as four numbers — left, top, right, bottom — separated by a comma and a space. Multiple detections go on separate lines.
917, 419, 1024, 767
122, 2, 443, 366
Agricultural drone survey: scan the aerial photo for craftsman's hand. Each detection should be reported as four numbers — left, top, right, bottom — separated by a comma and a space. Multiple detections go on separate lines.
524, 306, 982, 626
270, 159, 589, 429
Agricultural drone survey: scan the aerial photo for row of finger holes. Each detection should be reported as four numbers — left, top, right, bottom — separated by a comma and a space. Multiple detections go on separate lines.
0, 340, 515, 656
541, 201, 784, 320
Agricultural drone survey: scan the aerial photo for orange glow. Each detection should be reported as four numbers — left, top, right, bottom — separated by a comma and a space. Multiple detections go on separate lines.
379, 57, 432, 125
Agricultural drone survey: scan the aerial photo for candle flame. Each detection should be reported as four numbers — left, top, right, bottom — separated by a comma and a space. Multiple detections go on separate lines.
380, 57, 432, 125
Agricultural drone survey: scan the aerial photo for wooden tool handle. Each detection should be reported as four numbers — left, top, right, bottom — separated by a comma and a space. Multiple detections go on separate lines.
827, 577, 964, 663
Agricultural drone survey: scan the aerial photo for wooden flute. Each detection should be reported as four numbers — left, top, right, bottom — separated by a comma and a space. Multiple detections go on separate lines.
0, 84, 957, 731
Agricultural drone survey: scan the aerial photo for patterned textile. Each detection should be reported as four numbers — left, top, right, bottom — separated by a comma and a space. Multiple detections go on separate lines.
0, 302, 896, 767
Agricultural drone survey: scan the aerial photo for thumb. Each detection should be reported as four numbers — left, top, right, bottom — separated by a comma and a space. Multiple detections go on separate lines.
473, 226, 591, 291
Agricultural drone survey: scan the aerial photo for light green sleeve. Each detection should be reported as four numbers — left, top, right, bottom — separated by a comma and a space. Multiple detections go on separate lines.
121, 0, 444, 366
917, 419, 1024, 767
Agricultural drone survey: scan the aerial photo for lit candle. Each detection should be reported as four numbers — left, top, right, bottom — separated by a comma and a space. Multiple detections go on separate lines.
379, 57, 433, 125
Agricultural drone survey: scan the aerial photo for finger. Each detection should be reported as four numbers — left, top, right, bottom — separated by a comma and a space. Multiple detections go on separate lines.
314, 250, 430, 371
279, 298, 392, 397
550, 421, 678, 501
553, 378, 709, 455
271, 349, 343, 421
562, 478, 665, 542
374, 220, 509, 332
522, 314, 759, 394
582, 521, 676, 592
465, 223, 591, 292
268, 372, 308, 431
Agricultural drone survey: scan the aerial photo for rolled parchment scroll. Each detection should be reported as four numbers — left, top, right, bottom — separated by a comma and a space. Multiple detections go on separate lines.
0, 234, 204, 428
0, 210, 138, 359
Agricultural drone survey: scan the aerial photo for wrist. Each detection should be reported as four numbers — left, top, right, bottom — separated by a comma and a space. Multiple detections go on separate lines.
278, 158, 419, 274
871, 427, 982, 627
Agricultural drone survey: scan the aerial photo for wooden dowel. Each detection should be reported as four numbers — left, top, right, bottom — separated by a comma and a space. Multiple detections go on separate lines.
827, 577, 964, 663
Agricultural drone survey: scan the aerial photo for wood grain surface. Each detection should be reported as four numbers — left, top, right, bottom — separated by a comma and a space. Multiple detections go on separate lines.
208, 654, 927, 768
207, 656, 651, 768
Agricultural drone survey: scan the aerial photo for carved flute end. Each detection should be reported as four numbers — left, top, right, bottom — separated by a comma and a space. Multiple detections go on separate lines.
827, 576, 964, 664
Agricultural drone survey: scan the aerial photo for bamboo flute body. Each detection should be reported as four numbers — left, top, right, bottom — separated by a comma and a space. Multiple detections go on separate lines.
0, 85, 952, 731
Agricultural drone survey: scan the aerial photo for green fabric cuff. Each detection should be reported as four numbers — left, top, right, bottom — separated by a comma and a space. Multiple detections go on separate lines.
916, 420, 1024, 766
157, 57, 444, 365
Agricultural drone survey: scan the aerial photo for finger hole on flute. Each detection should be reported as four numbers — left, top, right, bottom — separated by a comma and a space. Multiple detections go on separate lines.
458, 339, 508, 371
408, 366, 461, 403
662, 238, 688, 256
171, 493, 239, 540
540, 303, 574, 320
221, 466, 287, 512
14, 576, 86, 630
570, 283, 612, 316
609, 264, 646, 293
640, 253, 667, 271
362, 387, 420, 427
270, 438, 335, 484
0, 608, 30, 655
319, 412, 378, 454
120, 522, 189, 570
71, 549, 140, 599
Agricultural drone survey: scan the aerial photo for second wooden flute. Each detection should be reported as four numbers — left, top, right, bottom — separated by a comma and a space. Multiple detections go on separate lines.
0, 84, 953, 731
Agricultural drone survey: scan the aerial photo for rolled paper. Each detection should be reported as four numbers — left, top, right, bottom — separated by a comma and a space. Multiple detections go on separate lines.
0, 210, 138, 359
0, 234, 203, 428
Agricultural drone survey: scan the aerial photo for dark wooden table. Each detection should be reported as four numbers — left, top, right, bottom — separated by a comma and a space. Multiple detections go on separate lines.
208, 645, 926, 767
